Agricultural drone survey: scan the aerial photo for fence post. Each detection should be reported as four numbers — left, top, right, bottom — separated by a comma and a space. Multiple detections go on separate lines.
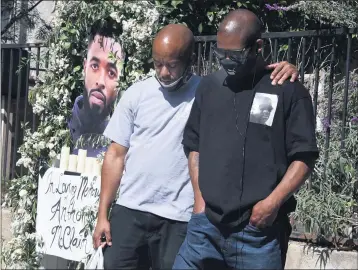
340, 33, 352, 149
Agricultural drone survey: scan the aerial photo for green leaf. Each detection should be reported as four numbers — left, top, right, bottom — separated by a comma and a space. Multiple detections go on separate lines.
63, 42, 71, 49
73, 66, 81, 72
59, 34, 67, 41
171, 0, 182, 8
198, 23, 203, 33
207, 11, 214, 22
339, 156, 349, 174
279, 44, 289, 52
155, 0, 169, 6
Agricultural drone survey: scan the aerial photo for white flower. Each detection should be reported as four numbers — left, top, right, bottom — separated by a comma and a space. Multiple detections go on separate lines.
16, 157, 32, 168
49, 150, 57, 158
46, 142, 55, 150
19, 190, 28, 197
57, 115, 65, 124
44, 126, 52, 134
112, 0, 124, 6
38, 141, 46, 150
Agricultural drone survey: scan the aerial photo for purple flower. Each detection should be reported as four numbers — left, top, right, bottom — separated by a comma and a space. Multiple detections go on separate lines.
265, 4, 275, 10
265, 3, 288, 11
322, 117, 331, 131
351, 117, 358, 124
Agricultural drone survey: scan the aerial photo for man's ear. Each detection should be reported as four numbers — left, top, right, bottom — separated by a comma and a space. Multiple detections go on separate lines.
256, 39, 263, 54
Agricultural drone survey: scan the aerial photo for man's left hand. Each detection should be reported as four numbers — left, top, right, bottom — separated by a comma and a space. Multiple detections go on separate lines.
266, 61, 299, 85
249, 198, 280, 229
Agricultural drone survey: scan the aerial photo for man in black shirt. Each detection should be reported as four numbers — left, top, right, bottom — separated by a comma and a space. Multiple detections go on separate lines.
173, 9, 319, 270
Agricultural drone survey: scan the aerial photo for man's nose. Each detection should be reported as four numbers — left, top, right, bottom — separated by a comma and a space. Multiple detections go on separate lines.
159, 66, 171, 78
96, 70, 106, 89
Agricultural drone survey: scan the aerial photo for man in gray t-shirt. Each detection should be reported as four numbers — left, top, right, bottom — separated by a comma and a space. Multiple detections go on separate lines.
92, 23, 299, 269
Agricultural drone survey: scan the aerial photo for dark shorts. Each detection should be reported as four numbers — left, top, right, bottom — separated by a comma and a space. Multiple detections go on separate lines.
103, 204, 187, 270
173, 212, 292, 270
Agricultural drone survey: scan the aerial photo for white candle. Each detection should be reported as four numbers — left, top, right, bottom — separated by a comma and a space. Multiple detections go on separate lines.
68, 155, 78, 172
59, 146, 70, 170
84, 157, 95, 175
76, 149, 87, 173
93, 159, 103, 176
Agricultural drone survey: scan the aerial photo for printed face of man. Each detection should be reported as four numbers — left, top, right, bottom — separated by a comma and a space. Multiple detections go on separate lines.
259, 102, 273, 123
83, 35, 124, 116
250, 96, 274, 125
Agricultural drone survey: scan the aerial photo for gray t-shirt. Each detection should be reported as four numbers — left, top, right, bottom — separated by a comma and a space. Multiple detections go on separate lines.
104, 75, 201, 222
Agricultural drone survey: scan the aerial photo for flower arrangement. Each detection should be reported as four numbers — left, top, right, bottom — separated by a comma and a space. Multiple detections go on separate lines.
2, 1, 160, 268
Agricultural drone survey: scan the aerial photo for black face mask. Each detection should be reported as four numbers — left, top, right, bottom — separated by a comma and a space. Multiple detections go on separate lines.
220, 52, 258, 77
213, 44, 257, 76
220, 58, 243, 76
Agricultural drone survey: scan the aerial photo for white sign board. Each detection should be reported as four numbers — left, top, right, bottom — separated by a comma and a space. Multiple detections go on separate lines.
36, 167, 100, 261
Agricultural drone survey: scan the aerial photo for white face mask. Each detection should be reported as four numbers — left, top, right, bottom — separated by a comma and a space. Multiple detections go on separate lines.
155, 64, 192, 92
156, 74, 184, 91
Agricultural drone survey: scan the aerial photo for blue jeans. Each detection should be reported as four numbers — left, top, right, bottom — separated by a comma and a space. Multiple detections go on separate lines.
173, 212, 290, 270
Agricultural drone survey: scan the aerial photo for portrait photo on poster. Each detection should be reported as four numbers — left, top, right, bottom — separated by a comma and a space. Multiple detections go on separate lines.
249, 93, 278, 127
67, 18, 125, 158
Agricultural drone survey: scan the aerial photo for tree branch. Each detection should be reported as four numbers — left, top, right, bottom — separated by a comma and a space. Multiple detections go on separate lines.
1, 0, 43, 36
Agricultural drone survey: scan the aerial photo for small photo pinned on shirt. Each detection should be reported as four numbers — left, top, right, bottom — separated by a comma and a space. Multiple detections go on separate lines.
249, 93, 278, 127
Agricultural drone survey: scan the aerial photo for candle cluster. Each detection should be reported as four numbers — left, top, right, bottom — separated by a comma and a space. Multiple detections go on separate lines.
59, 146, 102, 175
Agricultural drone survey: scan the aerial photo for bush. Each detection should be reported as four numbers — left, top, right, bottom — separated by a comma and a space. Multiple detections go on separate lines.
294, 71, 358, 246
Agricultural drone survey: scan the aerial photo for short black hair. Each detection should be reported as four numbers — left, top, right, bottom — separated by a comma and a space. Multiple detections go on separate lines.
87, 17, 126, 78
88, 17, 122, 47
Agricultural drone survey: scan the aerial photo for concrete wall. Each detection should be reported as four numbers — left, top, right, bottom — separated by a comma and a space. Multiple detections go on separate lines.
286, 241, 358, 269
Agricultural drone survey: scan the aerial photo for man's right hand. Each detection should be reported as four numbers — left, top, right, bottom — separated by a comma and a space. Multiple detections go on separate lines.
93, 218, 112, 248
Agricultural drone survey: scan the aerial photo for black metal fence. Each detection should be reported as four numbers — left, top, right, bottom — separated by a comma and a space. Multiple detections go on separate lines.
1, 43, 49, 182
1, 28, 357, 243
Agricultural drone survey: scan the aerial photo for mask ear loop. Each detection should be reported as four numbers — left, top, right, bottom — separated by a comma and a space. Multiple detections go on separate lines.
182, 52, 195, 83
